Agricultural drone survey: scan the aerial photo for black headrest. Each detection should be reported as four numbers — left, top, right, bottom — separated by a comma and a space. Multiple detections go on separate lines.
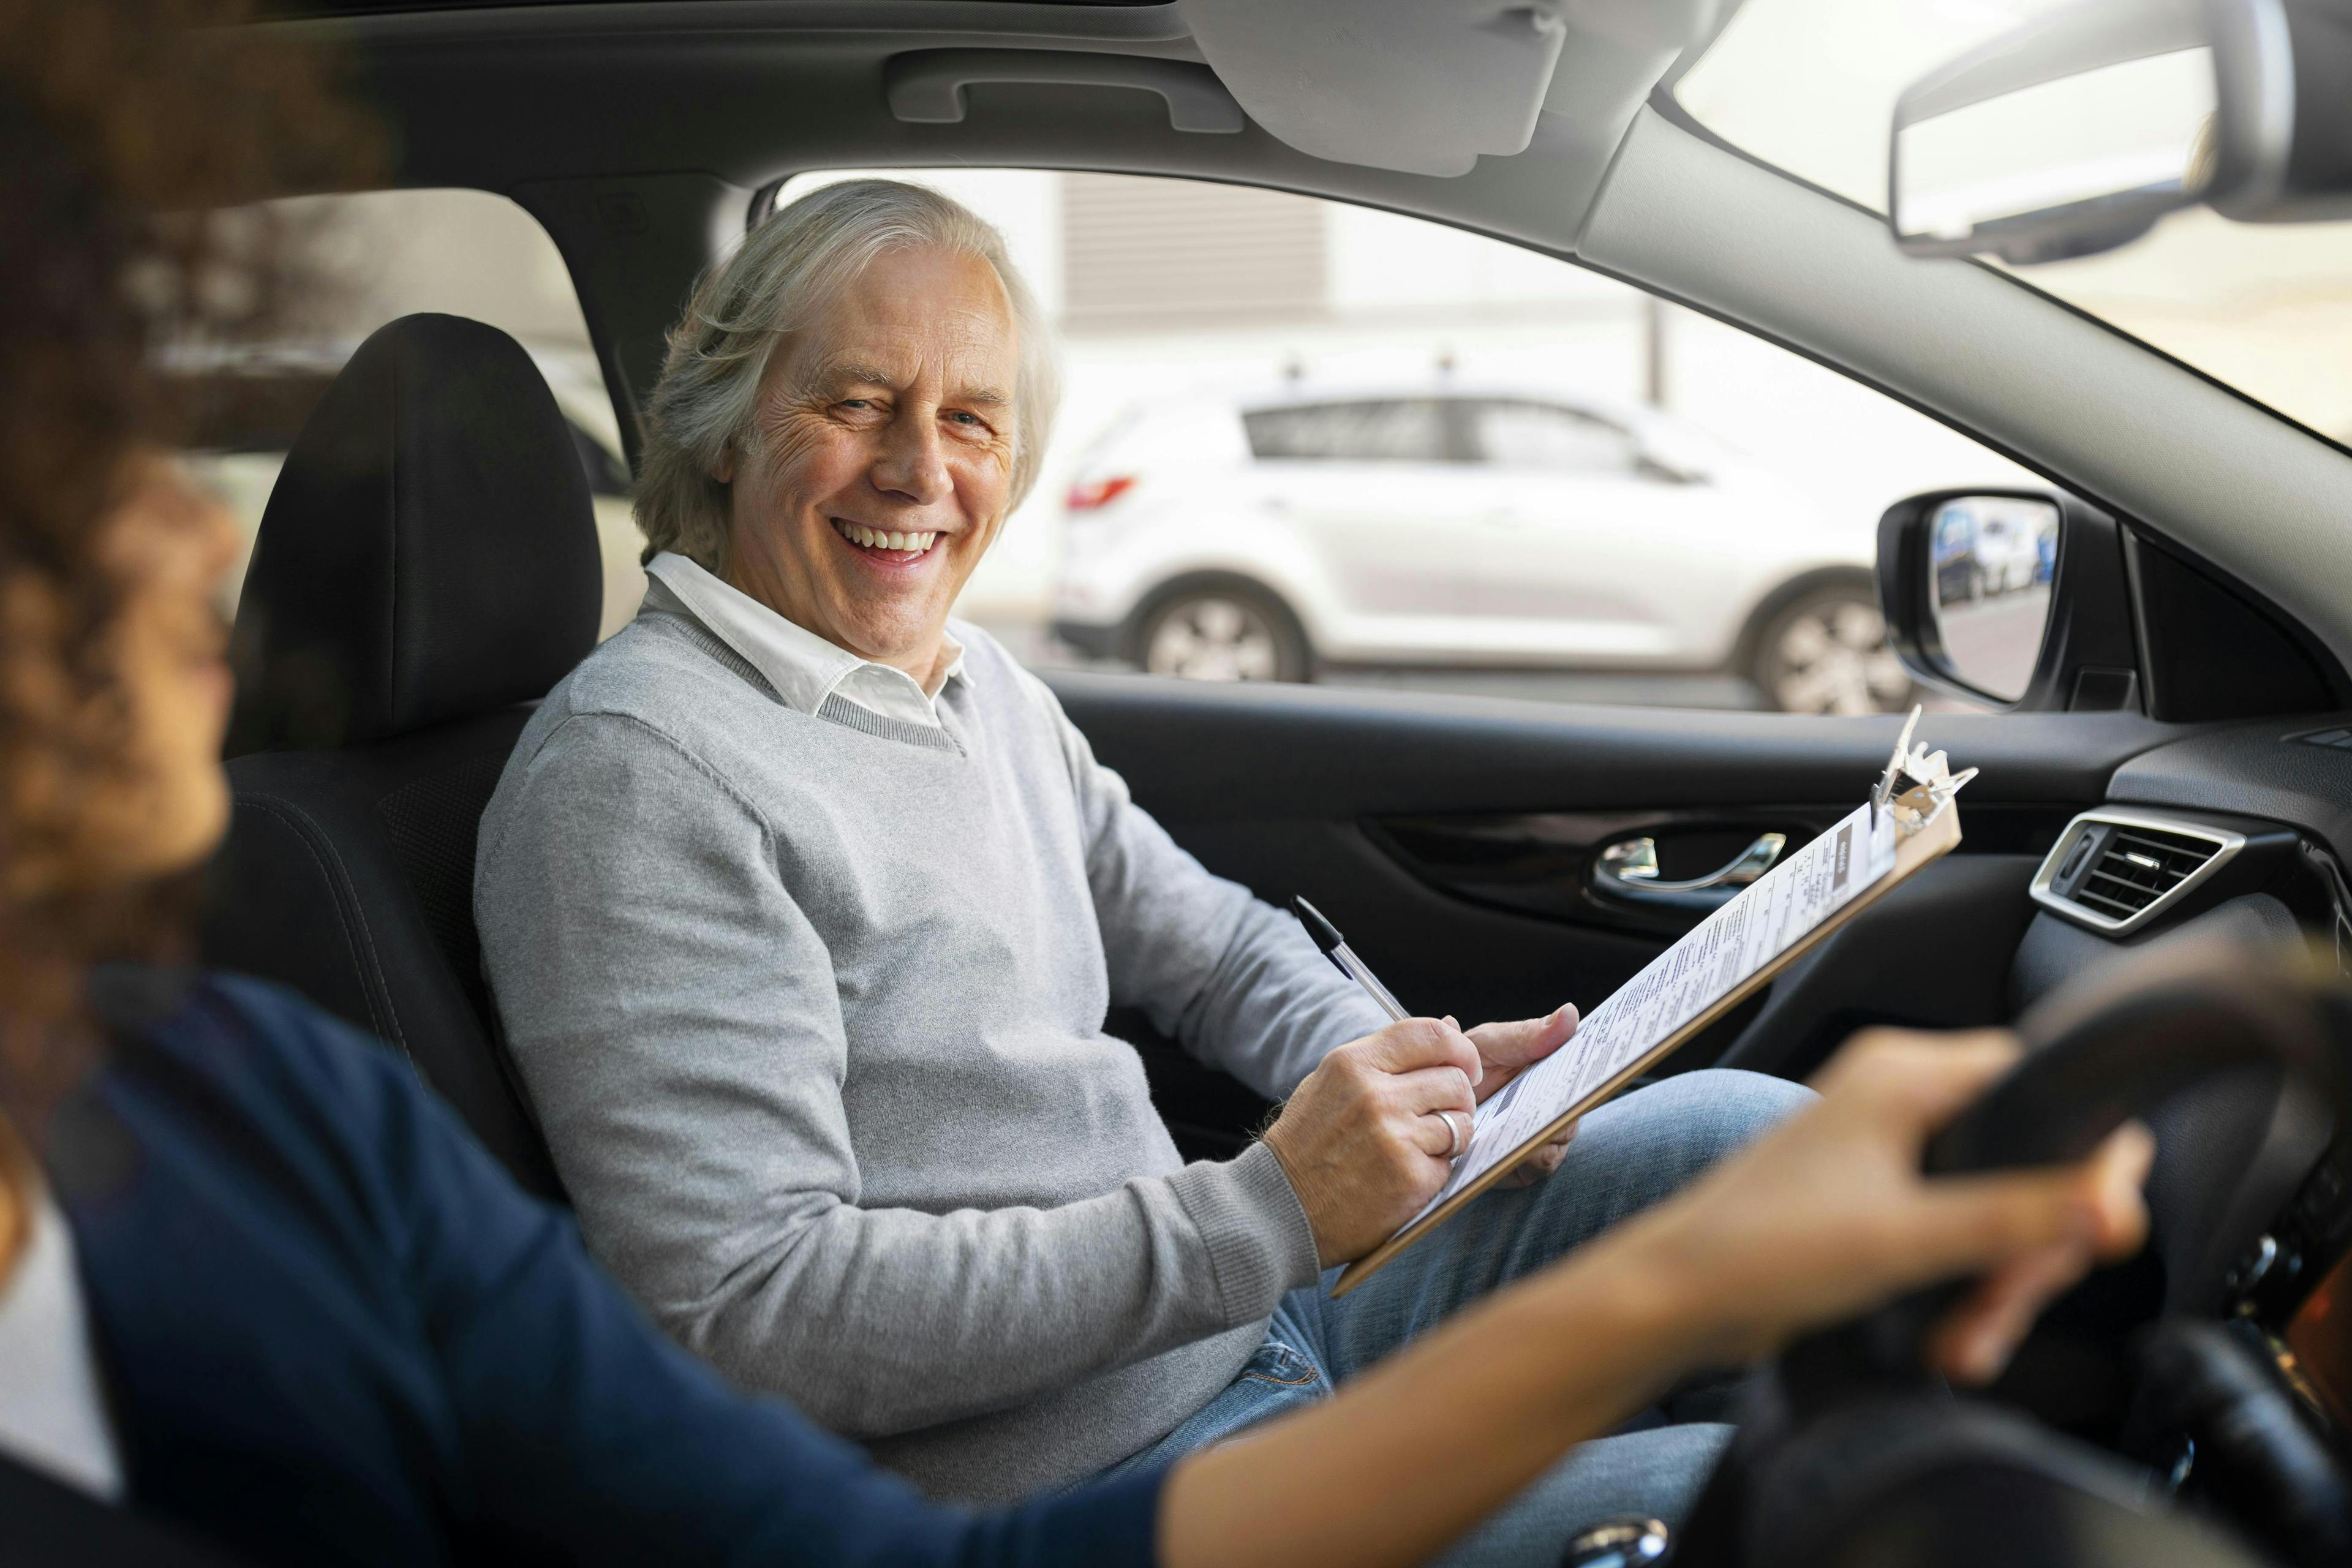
227, 314, 603, 753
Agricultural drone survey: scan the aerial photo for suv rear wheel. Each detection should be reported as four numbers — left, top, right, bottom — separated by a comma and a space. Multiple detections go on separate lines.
1749, 585, 1915, 714
1136, 585, 1310, 682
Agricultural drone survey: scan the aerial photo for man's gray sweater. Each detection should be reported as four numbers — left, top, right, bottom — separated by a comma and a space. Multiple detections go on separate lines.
474, 586, 1385, 1500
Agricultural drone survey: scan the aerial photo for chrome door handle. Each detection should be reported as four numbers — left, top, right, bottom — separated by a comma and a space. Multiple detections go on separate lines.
1591, 832, 1787, 910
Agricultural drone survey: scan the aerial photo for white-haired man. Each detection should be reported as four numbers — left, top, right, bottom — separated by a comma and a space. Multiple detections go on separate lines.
475, 179, 1808, 1562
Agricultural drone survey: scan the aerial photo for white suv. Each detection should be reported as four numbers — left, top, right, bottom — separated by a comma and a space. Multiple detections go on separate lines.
1050, 382, 1915, 714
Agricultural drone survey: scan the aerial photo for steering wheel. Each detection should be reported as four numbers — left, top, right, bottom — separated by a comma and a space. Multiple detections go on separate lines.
1658, 937, 2352, 1568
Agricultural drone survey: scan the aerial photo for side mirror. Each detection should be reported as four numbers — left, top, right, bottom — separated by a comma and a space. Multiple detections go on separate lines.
1890, 0, 2352, 265
1877, 489, 2143, 710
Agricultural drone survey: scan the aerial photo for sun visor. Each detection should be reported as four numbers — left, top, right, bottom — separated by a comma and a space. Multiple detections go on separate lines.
1182, 0, 1714, 178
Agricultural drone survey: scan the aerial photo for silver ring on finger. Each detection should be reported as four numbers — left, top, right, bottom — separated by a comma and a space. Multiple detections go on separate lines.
1434, 1109, 1464, 1159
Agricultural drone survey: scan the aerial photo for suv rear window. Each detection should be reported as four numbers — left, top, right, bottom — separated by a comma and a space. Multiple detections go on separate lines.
1243, 400, 1455, 462
1464, 401, 1637, 473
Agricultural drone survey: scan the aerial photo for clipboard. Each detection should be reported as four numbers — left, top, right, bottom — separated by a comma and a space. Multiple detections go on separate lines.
1332, 712, 1976, 1297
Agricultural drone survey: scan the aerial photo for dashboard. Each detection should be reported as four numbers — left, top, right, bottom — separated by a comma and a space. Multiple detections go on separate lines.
2018, 715, 2352, 1464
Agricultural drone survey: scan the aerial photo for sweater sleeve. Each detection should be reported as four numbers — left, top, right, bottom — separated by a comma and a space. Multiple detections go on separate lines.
1029, 673, 1389, 1101
475, 710, 1317, 1439
236, 982, 1168, 1568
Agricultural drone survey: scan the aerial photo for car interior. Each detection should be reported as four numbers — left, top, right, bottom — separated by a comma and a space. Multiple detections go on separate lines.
120, 0, 2352, 1562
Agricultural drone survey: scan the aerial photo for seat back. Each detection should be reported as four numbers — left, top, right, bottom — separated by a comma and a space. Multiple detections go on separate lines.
200, 314, 603, 1199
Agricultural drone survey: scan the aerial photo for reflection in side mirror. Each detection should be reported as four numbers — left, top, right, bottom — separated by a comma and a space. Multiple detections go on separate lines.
1924, 496, 2061, 702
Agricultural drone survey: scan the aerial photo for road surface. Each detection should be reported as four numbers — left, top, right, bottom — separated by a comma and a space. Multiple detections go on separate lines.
1934, 587, 2051, 701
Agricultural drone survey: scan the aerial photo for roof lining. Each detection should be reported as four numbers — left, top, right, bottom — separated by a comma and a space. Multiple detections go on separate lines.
238, 0, 1197, 50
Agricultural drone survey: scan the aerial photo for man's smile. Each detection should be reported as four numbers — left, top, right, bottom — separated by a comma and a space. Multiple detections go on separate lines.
829, 515, 941, 564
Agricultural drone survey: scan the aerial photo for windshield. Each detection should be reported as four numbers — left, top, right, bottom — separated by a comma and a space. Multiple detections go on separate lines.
1677, 0, 2352, 445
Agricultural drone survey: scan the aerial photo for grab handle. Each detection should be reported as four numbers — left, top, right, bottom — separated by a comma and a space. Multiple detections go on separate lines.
1591, 832, 1786, 911
884, 50, 1246, 134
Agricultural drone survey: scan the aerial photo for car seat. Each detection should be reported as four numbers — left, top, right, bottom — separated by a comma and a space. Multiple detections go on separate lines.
199, 313, 604, 1200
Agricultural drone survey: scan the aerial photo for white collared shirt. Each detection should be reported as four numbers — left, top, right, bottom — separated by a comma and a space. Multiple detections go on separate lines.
0, 1185, 123, 1500
645, 552, 967, 731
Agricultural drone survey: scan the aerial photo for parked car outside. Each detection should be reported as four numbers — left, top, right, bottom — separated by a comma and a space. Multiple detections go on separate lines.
1050, 380, 1915, 714
1970, 501, 2048, 595
1931, 504, 1982, 605
1928, 494, 2058, 610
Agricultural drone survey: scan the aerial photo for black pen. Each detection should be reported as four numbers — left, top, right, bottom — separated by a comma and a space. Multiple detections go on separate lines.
1289, 896, 1411, 1023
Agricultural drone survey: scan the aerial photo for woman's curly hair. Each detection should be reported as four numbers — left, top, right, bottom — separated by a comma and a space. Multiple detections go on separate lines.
0, 0, 373, 1126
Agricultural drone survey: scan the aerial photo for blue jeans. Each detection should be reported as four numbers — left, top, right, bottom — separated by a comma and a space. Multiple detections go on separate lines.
1099, 1068, 1811, 1566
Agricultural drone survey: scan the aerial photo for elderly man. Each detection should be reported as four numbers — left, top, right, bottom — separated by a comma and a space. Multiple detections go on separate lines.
474, 179, 1805, 1560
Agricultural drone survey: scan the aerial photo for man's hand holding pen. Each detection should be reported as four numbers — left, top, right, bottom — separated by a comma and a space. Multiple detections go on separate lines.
1268, 898, 1586, 1262
1262, 1006, 1583, 1265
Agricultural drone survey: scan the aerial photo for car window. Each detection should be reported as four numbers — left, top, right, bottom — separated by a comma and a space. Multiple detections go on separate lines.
1467, 401, 1638, 474
768, 169, 2038, 715
179, 188, 644, 639
1245, 401, 1455, 464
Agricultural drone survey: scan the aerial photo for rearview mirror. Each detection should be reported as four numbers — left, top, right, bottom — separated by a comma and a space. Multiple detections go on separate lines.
1890, 0, 2352, 264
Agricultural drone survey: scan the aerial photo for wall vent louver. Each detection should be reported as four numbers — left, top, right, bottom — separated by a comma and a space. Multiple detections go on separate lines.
2030, 810, 2245, 936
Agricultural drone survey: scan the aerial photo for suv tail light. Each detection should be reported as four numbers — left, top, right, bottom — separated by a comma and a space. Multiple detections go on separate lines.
1066, 475, 1136, 511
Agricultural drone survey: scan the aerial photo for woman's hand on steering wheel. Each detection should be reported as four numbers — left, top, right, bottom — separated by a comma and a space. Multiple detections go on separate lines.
1629, 1028, 2155, 1385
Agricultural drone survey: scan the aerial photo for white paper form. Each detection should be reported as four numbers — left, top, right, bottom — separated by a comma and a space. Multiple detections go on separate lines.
1411, 801, 1899, 1221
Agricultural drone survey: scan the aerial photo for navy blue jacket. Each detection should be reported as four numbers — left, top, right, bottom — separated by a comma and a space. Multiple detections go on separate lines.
47, 969, 1163, 1567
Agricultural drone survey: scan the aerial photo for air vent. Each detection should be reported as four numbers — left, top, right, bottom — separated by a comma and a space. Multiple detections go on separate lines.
2074, 828, 2217, 919
2030, 810, 2245, 935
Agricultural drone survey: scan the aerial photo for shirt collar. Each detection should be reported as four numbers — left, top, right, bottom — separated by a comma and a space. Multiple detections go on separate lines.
644, 552, 965, 728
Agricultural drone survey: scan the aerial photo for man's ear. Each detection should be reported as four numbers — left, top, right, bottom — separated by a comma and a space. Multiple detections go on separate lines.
708, 445, 735, 485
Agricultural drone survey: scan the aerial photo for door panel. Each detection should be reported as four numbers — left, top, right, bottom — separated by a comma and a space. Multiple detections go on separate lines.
1274, 460, 1473, 630
1368, 799, 2077, 939
1466, 470, 1684, 657
1050, 670, 2172, 820
1453, 398, 1714, 662
1047, 669, 2182, 1155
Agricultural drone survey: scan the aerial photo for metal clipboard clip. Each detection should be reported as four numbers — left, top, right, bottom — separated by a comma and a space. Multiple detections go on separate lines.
1869, 704, 1979, 835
